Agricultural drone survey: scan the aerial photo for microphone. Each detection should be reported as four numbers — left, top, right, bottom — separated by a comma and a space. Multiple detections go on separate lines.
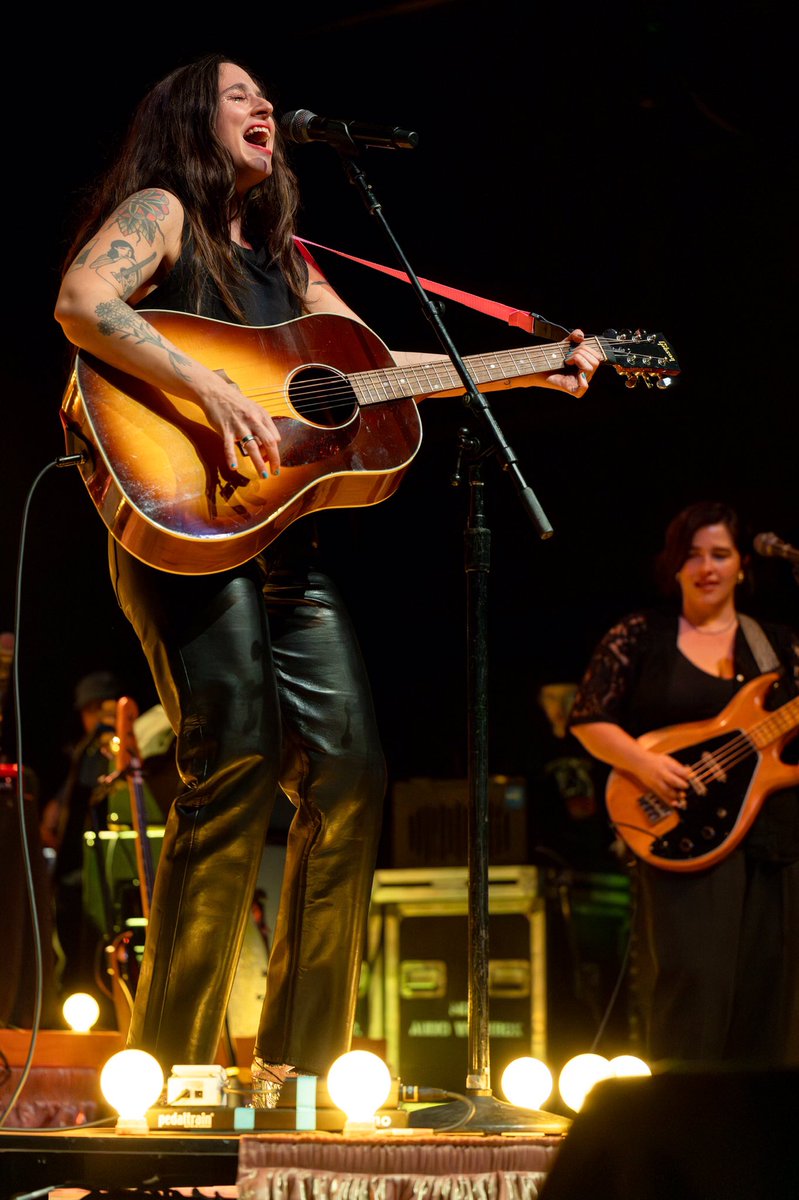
753, 531, 799, 564
279, 109, 419, 151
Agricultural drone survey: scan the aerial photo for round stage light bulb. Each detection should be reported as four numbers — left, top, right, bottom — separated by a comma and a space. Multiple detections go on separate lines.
558, 1053, 612, 1113
327, 1050, 392, 1131
501, 1057, 553, 1110
62, 991, 100, 1033
100, 1049, 164, 1134
610, 1054, 651, 1079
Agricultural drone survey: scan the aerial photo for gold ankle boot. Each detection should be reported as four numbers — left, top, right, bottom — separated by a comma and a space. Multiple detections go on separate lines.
250, 1059, 294, 1109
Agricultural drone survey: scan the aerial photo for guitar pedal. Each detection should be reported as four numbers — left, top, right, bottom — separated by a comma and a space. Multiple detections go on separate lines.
167, 1064, 228, 1106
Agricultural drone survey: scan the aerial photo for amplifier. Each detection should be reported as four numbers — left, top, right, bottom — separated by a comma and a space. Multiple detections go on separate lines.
542, 867, 634, 1064
82, 827, 166, 936
391, 776, 528, 867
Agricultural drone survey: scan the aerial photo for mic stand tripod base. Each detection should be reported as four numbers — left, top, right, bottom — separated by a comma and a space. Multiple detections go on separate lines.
408, 1092, 572, 1135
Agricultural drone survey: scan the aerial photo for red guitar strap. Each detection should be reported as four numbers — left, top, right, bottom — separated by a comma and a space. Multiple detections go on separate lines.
294, 236, 571, 341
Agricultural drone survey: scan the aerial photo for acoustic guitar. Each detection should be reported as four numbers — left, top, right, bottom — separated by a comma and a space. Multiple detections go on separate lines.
60, 310, 680, 575
605, 671, 799, 872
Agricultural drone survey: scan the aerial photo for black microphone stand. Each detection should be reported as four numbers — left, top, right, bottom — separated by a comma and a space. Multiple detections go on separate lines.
323, 128, 569, 1133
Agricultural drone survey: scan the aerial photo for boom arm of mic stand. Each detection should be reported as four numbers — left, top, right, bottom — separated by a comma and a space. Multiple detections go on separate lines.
332, 147, 552, 538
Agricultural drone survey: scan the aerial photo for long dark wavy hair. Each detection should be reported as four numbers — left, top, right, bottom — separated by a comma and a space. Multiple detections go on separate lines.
61, 53, 307, 319
654, 499, 750, 597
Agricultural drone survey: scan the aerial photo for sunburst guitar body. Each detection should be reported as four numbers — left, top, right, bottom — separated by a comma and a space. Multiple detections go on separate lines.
60, 310, 680, 574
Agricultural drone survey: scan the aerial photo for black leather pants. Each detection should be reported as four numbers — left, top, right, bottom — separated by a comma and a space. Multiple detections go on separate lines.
109, 534, 386, 1076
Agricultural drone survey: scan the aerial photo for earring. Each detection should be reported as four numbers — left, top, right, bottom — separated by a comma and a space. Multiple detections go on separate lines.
737, 570, 745, 583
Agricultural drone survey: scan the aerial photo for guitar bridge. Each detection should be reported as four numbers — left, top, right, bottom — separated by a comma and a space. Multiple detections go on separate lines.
639, 792, 671, 824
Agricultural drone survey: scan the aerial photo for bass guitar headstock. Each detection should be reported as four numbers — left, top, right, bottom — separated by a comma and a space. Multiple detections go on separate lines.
600, 329, 680, 389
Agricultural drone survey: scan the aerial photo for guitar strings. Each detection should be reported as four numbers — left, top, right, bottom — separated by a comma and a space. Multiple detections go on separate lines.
681, 700, 799, 790
226, 333, 668, 418
210, 333, 670, 420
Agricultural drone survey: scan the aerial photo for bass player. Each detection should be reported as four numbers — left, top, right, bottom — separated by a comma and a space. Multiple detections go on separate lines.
570, 499, 799, 1067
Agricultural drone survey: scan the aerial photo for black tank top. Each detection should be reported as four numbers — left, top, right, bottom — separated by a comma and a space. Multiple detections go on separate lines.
136, 228, 305, 326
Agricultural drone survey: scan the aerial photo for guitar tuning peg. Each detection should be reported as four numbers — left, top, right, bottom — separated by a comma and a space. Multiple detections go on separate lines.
624, 375, 638, 389
656, 376, 675, 390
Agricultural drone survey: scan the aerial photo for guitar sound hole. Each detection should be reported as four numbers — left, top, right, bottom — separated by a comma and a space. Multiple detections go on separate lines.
288, 366, 358, 428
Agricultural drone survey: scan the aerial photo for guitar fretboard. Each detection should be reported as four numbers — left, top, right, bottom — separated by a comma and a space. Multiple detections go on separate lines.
751, 693, 799, 749
348, 337, 603, 405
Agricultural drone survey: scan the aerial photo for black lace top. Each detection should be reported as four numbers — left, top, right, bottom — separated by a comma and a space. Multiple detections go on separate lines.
570, 608, 799, 861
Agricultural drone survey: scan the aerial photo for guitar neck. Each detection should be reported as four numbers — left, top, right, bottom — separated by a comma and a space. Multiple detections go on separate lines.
751, 693, 799, 749
349, 336, 599, 404
116, 696, 156, 916
130, 762, 156, 915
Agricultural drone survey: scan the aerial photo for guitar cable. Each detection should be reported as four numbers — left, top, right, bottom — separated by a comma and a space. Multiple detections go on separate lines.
0, 454, 86, 1130
587, 880, 638, 1055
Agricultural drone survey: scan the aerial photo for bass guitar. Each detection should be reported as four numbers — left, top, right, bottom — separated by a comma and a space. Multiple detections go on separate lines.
60, 310, 680, 575
605, 671, 799, 872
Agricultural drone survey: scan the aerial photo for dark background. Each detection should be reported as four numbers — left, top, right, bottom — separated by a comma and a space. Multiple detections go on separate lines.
2, 0, 797, 827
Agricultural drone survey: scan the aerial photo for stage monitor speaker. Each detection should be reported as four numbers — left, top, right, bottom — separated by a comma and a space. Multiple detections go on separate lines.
539, 1067, 799, 1199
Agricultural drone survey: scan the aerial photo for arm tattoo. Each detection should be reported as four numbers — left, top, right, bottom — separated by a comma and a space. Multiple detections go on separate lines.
95, 299, 193, 382
89, 240, 157, 300
112, 189, 171, 247
69, 190, 170, 276
68, 239, 100, 273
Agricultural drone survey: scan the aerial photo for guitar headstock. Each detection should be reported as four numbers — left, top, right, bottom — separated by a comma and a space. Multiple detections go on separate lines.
115, 695, 142, 774
601, 329, 680, 389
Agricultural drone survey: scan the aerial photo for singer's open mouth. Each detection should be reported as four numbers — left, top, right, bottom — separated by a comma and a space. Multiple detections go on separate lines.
244, 125, 271, 147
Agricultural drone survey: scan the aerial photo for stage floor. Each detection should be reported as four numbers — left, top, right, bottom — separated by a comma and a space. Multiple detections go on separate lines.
0, 1126, 242, 1194
0, 1126, 565, 1198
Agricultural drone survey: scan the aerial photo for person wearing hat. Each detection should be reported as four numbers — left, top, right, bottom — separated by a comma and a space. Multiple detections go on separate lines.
71, 669, 123, 717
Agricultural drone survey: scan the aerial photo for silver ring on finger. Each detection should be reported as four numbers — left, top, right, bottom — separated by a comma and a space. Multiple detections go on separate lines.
237, 434, 258, 454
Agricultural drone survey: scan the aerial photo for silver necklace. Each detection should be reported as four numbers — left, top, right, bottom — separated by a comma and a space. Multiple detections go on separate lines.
681, 615, 738, 636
